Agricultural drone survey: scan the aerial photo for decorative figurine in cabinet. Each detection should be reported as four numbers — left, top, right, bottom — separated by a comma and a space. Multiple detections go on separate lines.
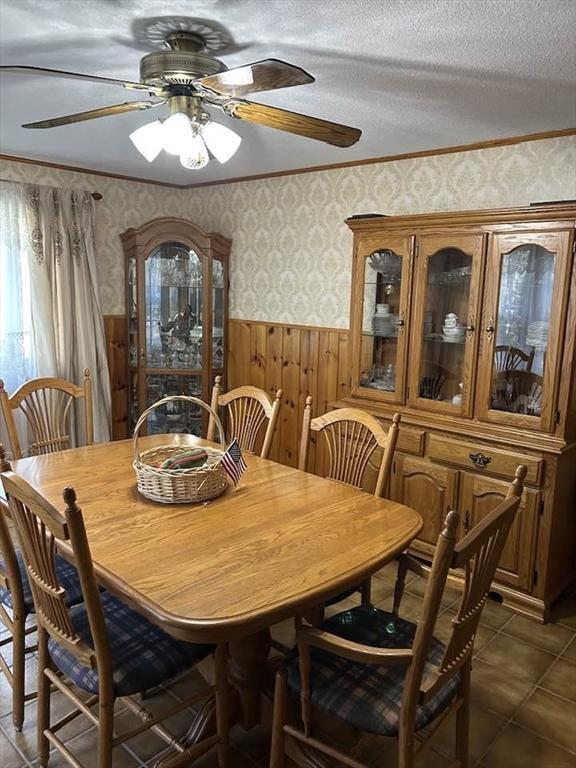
121, 218, 231, 436
343, 205, 576, 621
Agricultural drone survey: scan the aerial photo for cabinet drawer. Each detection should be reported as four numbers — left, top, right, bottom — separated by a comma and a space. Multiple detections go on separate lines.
377, 420, 425, 456
427, 435, 542, 484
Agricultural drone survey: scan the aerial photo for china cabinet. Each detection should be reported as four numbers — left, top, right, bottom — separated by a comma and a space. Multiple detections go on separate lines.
121, 218, 230, 436
342, 203, 576, 621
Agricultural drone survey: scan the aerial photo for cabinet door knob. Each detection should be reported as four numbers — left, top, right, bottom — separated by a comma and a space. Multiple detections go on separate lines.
466, 315, 475, 336
396, 315, 405, 334
485, 319, 495, 341
469, 452, 492, 468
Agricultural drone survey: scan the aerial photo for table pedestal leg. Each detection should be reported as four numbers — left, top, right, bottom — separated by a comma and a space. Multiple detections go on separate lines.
229, 628, 271, 729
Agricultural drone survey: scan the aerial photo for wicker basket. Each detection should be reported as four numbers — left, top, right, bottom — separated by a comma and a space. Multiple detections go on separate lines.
133, 396, 228, 504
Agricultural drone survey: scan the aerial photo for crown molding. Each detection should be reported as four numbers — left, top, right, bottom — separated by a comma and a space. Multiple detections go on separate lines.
1, 126, 574, 191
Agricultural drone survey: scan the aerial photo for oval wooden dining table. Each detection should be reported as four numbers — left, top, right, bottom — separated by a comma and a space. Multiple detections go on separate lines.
7, 434, 422, 764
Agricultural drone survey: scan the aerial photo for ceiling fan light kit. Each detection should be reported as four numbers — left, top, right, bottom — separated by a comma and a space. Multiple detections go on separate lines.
0, 26, 362, 172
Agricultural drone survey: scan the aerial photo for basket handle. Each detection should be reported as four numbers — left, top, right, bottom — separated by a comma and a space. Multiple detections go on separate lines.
132, 396, 226, 462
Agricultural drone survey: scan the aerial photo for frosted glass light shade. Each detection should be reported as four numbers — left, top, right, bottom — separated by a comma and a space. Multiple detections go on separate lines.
201, 121, 241, 164
129, 120, 164, 162
162, 113, 194, 155
180, 134, 209, 169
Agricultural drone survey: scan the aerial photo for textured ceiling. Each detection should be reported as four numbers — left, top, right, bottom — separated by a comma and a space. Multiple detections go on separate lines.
0, 0, 575, 186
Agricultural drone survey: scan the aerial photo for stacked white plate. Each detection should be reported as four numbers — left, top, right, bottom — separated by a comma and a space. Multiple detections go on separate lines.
373, 314, 398, 336
526, 321, 548, 349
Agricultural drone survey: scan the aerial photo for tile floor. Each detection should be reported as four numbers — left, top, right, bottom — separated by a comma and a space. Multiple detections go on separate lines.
1, 562, 575, 767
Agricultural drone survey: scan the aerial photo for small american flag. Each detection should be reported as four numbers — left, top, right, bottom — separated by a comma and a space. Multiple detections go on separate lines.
220, 438, 247, 486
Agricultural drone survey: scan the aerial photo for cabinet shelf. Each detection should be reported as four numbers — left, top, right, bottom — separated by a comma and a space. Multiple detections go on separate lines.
423, 335, 466, 345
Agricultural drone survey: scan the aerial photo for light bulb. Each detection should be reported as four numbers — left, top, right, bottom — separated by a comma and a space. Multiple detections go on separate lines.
180, 134, 209, 169
201, 121, 241, 164
129, 120, 164, 162
162, 113, 194, 156
218, 66, 254, 88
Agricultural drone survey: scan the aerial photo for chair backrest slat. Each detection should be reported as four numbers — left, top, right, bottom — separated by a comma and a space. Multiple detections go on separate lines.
207, 376, 282, 459
412, 467, 525, 705
299, 403, 400, 498
0, 371, 93, 459
0, 468, 107, 672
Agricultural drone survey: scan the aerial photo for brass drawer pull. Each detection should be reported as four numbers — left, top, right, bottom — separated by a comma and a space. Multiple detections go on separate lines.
469, 452, 492, 468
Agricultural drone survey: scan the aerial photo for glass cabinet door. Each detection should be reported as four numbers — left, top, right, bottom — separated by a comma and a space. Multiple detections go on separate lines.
476, 230, 572, 431
135, 241, 205, 436
145, 242, 203, 370
212, 258, 225, 372
408, 235, 484, 415
351, 235, 412, 403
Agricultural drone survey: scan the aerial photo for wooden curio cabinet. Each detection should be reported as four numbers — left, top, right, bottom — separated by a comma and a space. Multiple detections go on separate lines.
121, 218, 231, 436
343, 204, 576, 621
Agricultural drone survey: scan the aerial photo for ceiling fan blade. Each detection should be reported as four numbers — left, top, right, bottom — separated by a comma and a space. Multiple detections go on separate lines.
0, 65, 166, 96
22, 100, 163, 129
224, 100, 361, 148
195, 58, 314, 97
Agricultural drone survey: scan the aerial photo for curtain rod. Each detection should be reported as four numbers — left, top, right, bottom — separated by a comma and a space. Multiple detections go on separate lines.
0, 177, 102, 200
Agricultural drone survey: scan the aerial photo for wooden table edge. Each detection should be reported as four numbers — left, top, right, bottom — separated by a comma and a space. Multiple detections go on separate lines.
89, 514, 423, 643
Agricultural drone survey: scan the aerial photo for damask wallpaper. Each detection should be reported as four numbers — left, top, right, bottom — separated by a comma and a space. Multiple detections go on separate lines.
1, 134, 575, 327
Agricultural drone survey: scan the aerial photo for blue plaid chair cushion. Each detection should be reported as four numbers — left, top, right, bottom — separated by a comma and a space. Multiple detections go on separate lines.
48, 592, 214, 697
0, 551, 84, 614
284, 605, 460, 736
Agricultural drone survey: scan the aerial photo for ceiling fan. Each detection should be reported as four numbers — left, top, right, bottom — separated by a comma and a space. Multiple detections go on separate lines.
0, 29, 362, 170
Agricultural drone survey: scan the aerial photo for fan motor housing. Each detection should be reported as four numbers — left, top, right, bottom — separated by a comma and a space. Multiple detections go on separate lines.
140, 50, 227, 88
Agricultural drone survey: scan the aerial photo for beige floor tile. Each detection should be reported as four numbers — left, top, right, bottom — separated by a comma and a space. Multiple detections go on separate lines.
370, 576, 394, 606
4, 687, 100, 764
470, 658, 533, 718
0, 728, 27, 768
372, 560, 401, 585
479, 722, 576, 768
429, 701, 506, 763
113, 696, 196, 762
477, 633, 556, 683
391, 592, 423, 624
562, 636, 576, 663
454, 598, 512, 630
502, 614, 575, 654
513, 688, 576, 753
165, 666, 212, 702
0, 656, 36, 721
551, 591, 576, 630
44, 728, 140, 767
433, 610, 496, 654
540, 657, 576, 702
406, 575, 462, 607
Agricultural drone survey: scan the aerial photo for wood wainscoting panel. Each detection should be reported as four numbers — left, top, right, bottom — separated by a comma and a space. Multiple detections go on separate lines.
103, 315, 128, 441
228, 319, 350, 471
104, 316, 350, 467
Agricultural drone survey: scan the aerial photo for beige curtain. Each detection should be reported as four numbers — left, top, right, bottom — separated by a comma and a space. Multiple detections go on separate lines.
2, 181, 111, 443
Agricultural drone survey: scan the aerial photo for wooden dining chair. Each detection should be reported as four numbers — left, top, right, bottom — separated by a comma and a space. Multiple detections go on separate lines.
269, 466, 526, 768
494, 344, 534, 373
0, 446, 84, 731
299, 399, 401, 609
0, 468, 230, 768
0, 369, 94, 459
207, 375, 282, 459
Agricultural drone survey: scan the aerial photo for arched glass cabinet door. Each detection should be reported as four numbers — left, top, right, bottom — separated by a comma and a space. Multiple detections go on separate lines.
122, 218, 231, 439
408, 234, 484, 416
350, 235, 412, 403
476, 230, 572, 431
142, 242, 204, 435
